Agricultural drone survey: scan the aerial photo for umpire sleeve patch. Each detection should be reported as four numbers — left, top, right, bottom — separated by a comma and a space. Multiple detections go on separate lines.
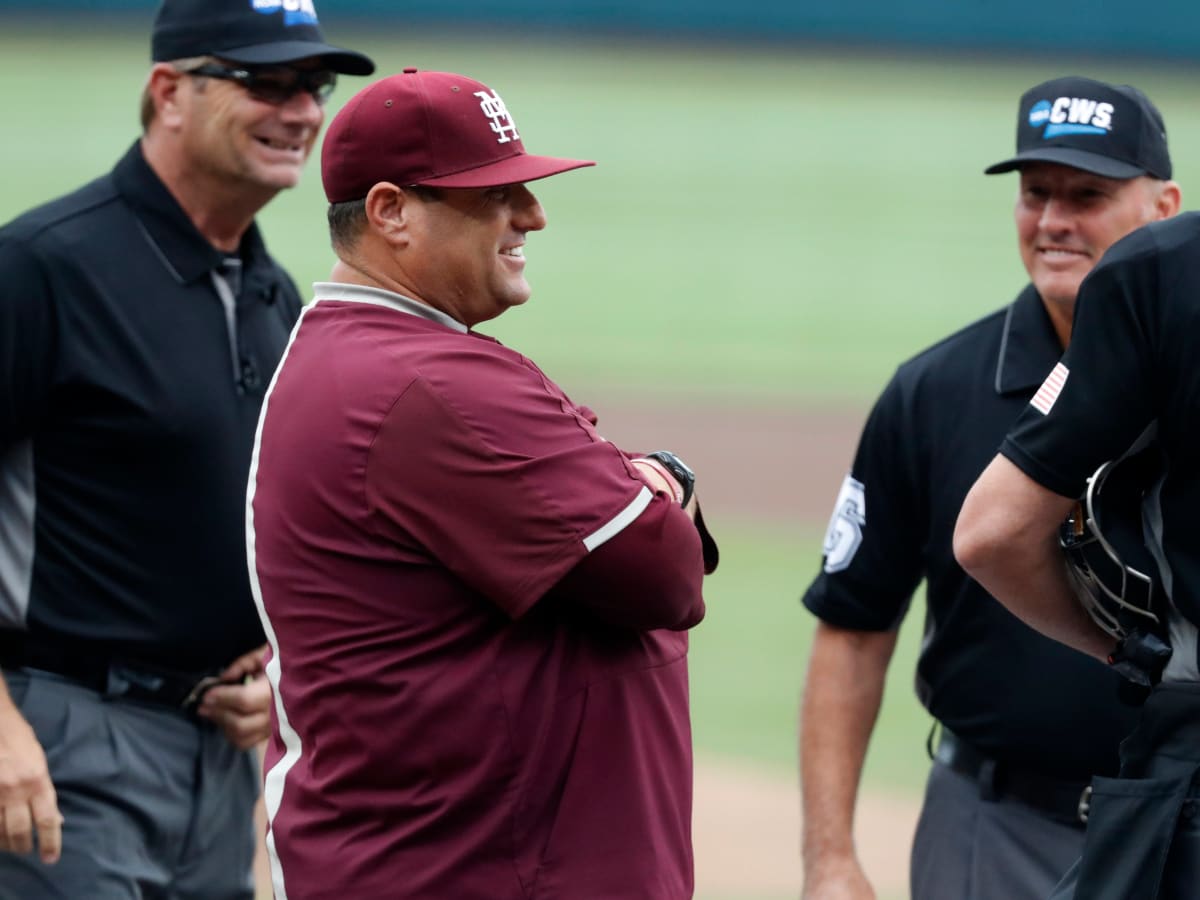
1030, 362, 1069, 415
822, 475, 866, 574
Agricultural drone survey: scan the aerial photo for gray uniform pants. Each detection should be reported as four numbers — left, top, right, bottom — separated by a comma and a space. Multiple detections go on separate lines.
0, 668, 259, 900
910, 759, 1086, 900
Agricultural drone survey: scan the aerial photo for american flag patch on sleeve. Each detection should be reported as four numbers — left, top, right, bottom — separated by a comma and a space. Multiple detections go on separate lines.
1030, 362, 1069, 415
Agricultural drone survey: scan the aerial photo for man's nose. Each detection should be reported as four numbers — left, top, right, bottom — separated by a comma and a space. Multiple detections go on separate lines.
1039, 196, 1073, 232
512, 184, 548, 232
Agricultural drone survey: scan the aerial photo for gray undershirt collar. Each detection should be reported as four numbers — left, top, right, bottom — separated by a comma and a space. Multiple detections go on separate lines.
311, 282, 468, 334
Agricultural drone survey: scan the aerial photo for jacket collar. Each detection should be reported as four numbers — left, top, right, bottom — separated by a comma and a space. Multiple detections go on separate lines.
111, 141, 272, 287
993, 284, 1067, 395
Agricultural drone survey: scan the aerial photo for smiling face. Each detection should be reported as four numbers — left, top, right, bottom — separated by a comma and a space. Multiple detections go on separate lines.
176, 60, 326, 194
401, 184, 549, 327
1015, 163, 1167, 314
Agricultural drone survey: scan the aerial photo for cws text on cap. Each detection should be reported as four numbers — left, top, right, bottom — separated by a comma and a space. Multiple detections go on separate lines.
985, 75, 1171, 180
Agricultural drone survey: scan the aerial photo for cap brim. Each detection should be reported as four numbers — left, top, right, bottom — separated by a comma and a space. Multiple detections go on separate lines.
416, 154, 596, 189
984, 148, 1146, 179
217, 41, 375, 76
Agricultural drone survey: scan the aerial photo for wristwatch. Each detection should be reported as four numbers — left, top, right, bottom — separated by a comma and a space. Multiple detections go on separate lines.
643, 451, 696, 507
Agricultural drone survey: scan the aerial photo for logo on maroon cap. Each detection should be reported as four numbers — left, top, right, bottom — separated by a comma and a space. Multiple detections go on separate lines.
321, 69, 594, 201
474, 90, 521, 145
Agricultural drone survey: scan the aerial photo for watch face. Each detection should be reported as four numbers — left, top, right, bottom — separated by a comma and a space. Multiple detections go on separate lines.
677, 455, 695, 479
647, 451, 695, 504
668, 453, 694, 480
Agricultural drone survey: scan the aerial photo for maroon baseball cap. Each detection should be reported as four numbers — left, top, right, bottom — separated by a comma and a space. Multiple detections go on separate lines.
321, 68, 595, 203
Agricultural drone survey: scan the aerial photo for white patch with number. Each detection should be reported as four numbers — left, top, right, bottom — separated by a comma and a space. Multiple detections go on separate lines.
822, 475, 866, 574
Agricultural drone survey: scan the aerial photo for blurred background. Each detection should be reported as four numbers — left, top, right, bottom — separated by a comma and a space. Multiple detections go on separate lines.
3, 2, 1200, 898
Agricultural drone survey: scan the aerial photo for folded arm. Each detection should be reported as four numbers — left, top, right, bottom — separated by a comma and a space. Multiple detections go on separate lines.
548, 493, 706, 631
954, 454, 1112, 661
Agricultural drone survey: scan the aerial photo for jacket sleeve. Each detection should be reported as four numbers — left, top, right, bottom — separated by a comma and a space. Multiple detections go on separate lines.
365, 367, 707, 625
801, 373, 925, 631
545, 492, 706, 631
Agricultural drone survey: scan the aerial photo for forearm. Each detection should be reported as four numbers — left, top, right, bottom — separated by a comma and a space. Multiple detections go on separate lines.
548, 496, 705, 630
964, 526, 1110, 660
630, 456, 695, 519
631, 455, 718, 574
955, 455, 1112, 661
800, 622, 897, 875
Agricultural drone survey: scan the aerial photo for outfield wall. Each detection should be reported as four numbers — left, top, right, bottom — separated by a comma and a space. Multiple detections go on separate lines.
2, 0, 1199, 62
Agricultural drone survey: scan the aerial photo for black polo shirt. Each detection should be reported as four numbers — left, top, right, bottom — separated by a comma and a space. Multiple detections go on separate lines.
0, 142, 302, 673
1005, 213, 1200, 638
804, 286, 1137, 779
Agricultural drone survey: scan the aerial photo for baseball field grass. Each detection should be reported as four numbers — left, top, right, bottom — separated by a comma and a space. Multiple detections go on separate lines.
4, 20, 1199, 898
7, 25, 1200, 403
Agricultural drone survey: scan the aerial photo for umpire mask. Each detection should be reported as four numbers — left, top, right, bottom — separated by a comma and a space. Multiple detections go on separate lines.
1059, 436, 1164, 640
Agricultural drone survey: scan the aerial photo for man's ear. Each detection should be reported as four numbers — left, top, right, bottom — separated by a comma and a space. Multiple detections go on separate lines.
1156, 180, 1183, 220
364, 182, 415, 246
146, 64, 188, 131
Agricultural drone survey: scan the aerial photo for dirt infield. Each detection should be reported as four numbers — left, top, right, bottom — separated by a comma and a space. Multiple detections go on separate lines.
693, 756, 917, 899
591, 392, 869, 526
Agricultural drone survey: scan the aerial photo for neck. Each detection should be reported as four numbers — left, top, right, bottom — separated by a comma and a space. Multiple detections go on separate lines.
329, 258, 393, 293
1043, 299, 1073, 350
329, 257, 467, 326
140, 135, 276, 254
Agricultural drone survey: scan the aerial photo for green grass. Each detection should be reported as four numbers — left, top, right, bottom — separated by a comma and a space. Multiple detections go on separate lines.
6, 25, 1200, 404
690, 523, 931, 792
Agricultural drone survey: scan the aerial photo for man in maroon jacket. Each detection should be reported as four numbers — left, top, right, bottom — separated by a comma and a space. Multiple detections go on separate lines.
247, 68, 718, 900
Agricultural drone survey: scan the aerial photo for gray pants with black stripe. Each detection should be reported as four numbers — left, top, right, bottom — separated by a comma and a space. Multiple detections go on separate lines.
0, 668, 259, 900
911, 760, 1087, 900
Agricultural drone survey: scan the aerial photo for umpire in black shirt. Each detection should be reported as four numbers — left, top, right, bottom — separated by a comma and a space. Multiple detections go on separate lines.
957, 147, 1200, 900
0, 1, 372, 896
800, 77, 1181, 900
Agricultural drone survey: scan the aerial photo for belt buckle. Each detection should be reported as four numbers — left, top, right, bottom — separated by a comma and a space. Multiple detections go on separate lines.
107, 662, 167, 701
1077, 784, 1093, 824
180, 675, 223, 711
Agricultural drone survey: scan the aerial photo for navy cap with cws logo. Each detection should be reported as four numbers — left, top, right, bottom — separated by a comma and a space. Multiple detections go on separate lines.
985, 76, 1171, 180
151, 0, 375, 76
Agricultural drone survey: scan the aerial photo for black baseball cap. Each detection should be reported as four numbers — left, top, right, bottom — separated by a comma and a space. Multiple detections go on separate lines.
151, 0, 375, 76
985, 76, 1171, 180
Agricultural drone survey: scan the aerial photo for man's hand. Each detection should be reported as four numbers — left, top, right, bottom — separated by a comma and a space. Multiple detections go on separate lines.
195, 645, 272, 750
800, 623, 894, 900
631, 457, 696, 520
0, 704, 63, 863
802, 856, 877, 900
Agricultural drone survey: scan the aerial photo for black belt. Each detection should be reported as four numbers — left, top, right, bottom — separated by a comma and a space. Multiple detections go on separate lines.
0, 630, 221, 712
935, 729, 1094, 827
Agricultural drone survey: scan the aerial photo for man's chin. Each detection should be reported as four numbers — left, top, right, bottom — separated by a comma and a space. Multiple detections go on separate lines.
1034, 275, 1085, 310
502, 285, 532, 309
247, 160, 306, 192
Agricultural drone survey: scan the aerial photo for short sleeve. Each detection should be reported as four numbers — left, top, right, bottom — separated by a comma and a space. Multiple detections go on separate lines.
364, 358, 649, 619
1002, 229, 1160, 498
802, 374, 925, 631
0, 236, 57, 447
